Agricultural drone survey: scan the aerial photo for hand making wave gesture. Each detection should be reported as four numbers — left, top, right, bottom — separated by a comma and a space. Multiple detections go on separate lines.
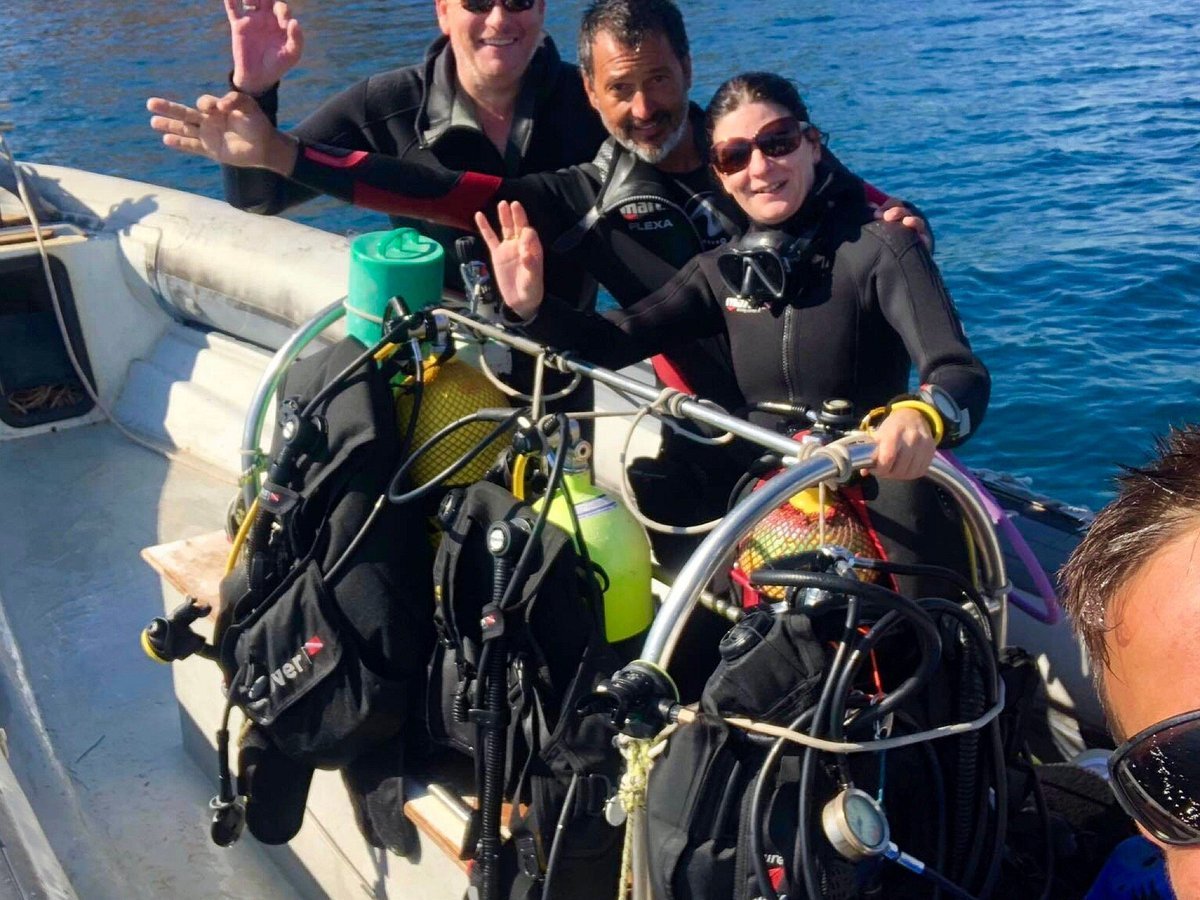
146, 92, 297, 173
226, 0, 305, 95
475, 201, 546, 321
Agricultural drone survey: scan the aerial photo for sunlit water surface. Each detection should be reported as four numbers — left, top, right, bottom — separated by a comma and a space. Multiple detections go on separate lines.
2, 0, 1197, 510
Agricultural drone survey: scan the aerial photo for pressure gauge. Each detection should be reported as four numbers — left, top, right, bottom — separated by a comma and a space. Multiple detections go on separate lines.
821, 788, 890, 861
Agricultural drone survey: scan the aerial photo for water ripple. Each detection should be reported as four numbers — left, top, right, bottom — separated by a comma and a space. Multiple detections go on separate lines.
4, 0, 1198, 508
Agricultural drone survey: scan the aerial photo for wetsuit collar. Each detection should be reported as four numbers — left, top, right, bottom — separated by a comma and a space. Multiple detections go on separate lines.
768, 158, 861, 235
418, 33, 564, 170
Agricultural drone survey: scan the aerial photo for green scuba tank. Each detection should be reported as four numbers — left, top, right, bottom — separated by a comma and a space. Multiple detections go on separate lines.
533, 441, 655, 647
346, 227, 444, 345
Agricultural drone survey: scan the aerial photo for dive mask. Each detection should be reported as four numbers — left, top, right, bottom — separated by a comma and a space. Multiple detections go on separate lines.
717, 230, 813, 308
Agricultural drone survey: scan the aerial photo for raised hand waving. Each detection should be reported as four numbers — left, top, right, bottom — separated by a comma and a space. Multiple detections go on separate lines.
475, 202, 546, 321
225, 0, 305, 96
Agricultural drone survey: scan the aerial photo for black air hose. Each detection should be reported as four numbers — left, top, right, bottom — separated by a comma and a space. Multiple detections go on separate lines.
952, 622, 986, 884
476, 527, 518, 900
759, 572, 944, 733
914, 598, 1005, 899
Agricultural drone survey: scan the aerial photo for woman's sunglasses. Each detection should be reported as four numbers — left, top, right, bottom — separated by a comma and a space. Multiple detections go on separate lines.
461, 0, 537, 13
711, 117, 811, 176
1108, 707, 1200, 845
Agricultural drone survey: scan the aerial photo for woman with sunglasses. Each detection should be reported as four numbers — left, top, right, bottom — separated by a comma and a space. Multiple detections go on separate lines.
480, 71, 990, 589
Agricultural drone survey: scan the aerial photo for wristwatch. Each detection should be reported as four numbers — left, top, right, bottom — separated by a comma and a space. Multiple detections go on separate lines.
919, 383, 970, 444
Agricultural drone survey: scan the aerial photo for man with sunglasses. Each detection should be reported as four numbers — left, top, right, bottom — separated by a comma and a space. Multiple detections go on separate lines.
185, 0, 608, 420
1060, 425, 1200, 897
209, 0, 606, 300
151, 0, 924, 410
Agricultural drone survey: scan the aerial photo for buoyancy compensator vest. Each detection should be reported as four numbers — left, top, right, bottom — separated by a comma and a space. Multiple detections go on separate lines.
214, 335, 435, 849
427, 478, 623, 899
644, 609, 831, 900
642, 547, 1025, 900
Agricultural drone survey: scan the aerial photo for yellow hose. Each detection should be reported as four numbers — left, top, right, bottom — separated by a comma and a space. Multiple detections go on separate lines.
512, 454, 531, 501
225, 496, 260, 577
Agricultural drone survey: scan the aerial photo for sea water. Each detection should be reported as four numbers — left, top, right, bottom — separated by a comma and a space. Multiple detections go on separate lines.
1, 0, 1196, 511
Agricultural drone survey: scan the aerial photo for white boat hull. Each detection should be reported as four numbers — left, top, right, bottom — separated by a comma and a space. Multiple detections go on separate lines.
0, 160, 1105, 899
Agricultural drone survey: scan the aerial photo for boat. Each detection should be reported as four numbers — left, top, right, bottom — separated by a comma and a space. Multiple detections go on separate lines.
0, 143, 1103, 899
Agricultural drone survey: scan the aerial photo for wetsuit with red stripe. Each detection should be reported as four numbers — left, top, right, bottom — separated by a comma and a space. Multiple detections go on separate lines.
222, 33, 607, 303
287, 106, 899, 411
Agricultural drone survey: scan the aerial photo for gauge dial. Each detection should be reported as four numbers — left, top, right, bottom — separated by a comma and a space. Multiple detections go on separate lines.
821, 788, 890, 860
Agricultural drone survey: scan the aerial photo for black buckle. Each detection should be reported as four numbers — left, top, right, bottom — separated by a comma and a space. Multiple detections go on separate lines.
515, 832, 544, 879
579, 774, 613, 817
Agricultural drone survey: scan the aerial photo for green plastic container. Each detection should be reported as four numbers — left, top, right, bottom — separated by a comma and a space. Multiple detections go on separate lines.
346, 227, 444, 345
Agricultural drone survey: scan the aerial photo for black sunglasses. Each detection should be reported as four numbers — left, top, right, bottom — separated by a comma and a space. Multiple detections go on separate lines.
1109, 707, 1200, 845
711, 117, 810, 176
461, 0, 537, 13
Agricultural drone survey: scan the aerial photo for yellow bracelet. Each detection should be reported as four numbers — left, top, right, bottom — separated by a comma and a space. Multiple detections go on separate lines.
858, 405, 890, 433
888, 399, 945, 445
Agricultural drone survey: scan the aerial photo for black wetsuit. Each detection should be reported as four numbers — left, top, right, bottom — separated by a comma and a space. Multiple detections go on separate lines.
223, 33, 607, 302
518, 161, 987, 431
287, 105, 893, 411
225, 33, 607, 408
518, 161, 991, 597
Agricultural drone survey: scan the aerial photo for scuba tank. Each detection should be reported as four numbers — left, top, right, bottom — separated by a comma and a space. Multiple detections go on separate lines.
736, 484, 880, 603
532, 436, 655, 651
394, 355, 511, 489
735, 401, 882, 605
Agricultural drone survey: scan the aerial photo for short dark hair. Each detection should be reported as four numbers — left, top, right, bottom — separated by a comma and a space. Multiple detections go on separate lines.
706, 72, 814, 145
1060, 425, 1200, 680
577, 0, 689, 78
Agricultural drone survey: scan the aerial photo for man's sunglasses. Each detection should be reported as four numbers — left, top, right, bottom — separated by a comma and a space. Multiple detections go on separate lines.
711, 117, 811, 176
1109, 707, 1200, 845
461, 0, 537, 13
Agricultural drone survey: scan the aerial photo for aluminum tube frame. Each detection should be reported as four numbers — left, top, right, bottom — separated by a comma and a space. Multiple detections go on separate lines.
640, 448, 1011, 668
438, 308, 811, 459
924, 457, 1011, 647
240, 299, 345, 510
439, 307, 1011, 643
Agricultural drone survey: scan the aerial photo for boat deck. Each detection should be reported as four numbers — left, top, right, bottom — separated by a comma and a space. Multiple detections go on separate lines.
0, 422, 300, 899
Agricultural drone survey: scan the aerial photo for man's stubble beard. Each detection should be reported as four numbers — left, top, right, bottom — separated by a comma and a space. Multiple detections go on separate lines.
613, 114, 689, 165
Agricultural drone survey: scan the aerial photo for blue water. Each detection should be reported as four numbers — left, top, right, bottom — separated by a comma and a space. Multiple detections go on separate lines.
2, 0, 1197, 510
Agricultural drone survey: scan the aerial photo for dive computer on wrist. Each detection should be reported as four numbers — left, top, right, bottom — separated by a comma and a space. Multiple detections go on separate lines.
918, 383, 970, 444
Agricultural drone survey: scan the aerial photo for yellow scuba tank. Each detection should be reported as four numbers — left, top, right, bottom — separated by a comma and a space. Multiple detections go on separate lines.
394, 356, 510, 488
736, 484, 880, 603
533, 440, 655, 647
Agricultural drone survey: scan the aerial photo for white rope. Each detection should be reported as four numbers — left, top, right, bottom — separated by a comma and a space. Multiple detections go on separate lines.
472, 334, 584, 403
672, 680, 1006, 754
614, 730, 673, 900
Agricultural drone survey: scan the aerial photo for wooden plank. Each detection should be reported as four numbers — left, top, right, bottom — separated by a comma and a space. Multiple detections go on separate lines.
0, 225, 54, 246
140, 529, 231, 614
404, 790, 519, 874
405, 794, 470, 872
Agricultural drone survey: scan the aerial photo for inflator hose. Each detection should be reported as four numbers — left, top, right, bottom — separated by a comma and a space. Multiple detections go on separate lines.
752, 571, 944, 733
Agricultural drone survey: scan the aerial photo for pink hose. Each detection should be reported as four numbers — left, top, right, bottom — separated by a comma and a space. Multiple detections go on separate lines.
938, 451, 1062, 625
